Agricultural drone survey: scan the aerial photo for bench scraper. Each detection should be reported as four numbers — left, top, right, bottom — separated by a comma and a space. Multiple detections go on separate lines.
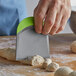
16, 17, 50, 60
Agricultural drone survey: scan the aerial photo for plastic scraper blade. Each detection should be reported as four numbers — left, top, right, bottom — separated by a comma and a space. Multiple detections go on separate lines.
16, 17, 50, 60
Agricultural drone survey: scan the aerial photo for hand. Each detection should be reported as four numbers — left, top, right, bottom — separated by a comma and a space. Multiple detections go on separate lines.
34, 0, 71, 35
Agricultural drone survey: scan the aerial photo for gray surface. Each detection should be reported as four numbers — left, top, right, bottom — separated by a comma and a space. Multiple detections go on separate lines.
16, 26, 50, 60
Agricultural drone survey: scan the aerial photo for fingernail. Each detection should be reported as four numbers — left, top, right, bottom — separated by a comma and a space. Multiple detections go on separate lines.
50, 32, 56, 35
35, 28, 41, 34
36, 31, 41, 34
35, 26, 41, 33
52, 32, 56, 35
42, 31, 48, 35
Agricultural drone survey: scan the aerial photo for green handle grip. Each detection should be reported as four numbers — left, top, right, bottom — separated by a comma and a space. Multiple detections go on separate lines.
17, 17, 34, 34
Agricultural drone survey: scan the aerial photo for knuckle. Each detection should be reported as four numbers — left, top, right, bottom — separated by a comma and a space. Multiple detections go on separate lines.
47, 19, 54, 26
38, 14, 44, 19
61, 5, 71, 18
64, 15, 68, 19
61, 5, 65, 9
53, 25, 58, 29
60, 26, 64, 30
62, 8, 71, 19
63, 14, 69, 20
53, 0, 60, 9
53, 4, 58, 9
36, 12, 44, 20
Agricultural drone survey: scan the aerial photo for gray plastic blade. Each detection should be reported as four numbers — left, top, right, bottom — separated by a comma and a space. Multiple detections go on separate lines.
16, 26, 50, 60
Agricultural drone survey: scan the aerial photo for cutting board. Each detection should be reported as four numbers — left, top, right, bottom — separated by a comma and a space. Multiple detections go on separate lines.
0, 33, 76, 76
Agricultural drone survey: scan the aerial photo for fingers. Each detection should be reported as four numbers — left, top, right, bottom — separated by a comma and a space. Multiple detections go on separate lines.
42, 6, 57, 35
49, 12, 62, 35
49, 4, 71, 35
49, 4, 63, 35
56, 15, 68, 33
34, 0, 71, 35
34, 0, 50, 33
56, 6, 71, 33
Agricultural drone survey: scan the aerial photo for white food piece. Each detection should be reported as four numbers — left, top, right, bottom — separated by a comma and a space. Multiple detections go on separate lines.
42, 58, 52, 69
46, 62, 59, 72
20, 55, 45, 66
69, 71, 76, 76
54, 67, 73, 76
71, 41, 76, 53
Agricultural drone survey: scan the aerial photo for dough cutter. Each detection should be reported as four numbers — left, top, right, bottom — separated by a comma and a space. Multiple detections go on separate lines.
16, 17, 50, 60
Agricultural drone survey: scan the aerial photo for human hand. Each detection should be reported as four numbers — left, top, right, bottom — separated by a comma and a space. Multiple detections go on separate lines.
34, 0, 71, 35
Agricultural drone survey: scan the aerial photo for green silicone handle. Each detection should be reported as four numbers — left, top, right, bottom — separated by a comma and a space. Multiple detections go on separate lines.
17, 17, 34, 34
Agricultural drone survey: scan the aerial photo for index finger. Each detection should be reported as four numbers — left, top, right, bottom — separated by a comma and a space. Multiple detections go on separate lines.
34, 0, 50, 33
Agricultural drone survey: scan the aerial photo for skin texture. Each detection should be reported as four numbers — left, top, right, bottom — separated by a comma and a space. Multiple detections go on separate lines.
34, 0, 71, 35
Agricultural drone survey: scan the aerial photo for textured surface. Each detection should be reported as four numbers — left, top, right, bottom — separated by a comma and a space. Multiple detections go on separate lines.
0, 34, 76, 76
54, 67, 73, 76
